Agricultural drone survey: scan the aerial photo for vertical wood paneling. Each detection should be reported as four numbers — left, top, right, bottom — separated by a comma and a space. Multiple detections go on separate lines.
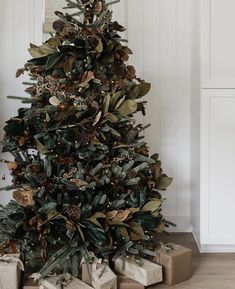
124, 0, 192, 231
0, 0, 44, 204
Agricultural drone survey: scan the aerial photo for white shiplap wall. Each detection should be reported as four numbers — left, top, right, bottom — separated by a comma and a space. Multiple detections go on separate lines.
0, 0, 192, 232
114, 0, 192, 231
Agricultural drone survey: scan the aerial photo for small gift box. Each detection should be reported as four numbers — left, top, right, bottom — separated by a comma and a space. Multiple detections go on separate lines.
154, 243, 192, 285
23, 278, 39, 289
82, 260, 117, 289
117, 275, 145, 289
40, 274, 93, 289
0, 254, 24, 289
115, 256, 162, 286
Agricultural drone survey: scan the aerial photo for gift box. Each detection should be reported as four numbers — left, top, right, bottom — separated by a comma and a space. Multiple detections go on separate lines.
117, 275, 145, 289
23, 278, 39, 289
40, 274, 93, 289
0, 254, 24, 289
82, 261, 117, 289
154, 243, 192, 285
115, 257, 162, 286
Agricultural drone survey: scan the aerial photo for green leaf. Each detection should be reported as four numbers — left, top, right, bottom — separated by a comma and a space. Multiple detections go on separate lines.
110, 91, 123, 108
138, 82, 151, 97
151, 153, 159, 162
129, 222, 145, 240
63, 55, 77, 73
103, 94, 111, 113
117, 99, 137, 116
105, 113, 118, 123
46, 52, 63, 70
28, 43, 57, 58
155, 174, 173, 190
142, 200, 162, 212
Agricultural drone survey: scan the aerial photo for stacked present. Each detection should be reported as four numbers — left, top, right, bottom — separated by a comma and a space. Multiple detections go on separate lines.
0, 243, 192, 289
0, 254, 24, 289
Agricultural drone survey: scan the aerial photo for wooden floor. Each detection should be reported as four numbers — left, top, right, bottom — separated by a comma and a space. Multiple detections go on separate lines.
151, 233, 235, 289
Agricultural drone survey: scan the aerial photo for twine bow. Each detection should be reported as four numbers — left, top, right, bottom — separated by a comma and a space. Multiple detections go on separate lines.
56, 273, 72, 289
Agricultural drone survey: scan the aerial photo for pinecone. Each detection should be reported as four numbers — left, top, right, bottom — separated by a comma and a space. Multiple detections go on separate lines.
64, 206, 81, 221
79, 130, 92, 146
52, 20, 65, 32
127, 169, 137, 179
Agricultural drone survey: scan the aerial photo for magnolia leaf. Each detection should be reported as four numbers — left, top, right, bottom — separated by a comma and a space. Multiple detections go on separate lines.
129, 85, 140, 99
105, 113, 118, 123
110, 91, 123, 108
80, 71, 94, 87
93, 212, 106, 219
154, 222, 165, 233
63, 55, 77, 73
93, 111, 102, 126
155, 175, 173, 190
47, 37, 61, 49
7, 161, 18, 170
46, 52, 63, 70
119, 227, 129, 237
129, 222, 145, 239
103, 94, 111, 113
88, 212, 106, 227
115, 96, 126, 110
94, 38, 103, 53
142, 200, 162, 212
13, 187, 35, 207
151, 153, 159, 162
28, 43, 57, 58
106, 125, 121, 137
154, 161, 162, 178
128, 208, 140, 215
122, 46, 133, 54
138, 82, 151, 97
109, 221, 129, 227
117, 99, 137, 116
70, 179, 88, 187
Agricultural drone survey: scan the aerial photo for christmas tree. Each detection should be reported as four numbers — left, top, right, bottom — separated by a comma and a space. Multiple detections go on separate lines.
0, 0, 173, 278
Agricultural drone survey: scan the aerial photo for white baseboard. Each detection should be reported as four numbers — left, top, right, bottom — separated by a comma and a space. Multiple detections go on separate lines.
192, 228, 235, 253
166, 215, 192, 233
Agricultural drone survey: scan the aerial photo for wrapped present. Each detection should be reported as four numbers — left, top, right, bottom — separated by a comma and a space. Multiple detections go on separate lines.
115, 256, 162, 286
40, 274, 93, 289
23, 278, 39, 289
82, 260, 117, 289
117, 275, 145, 289
154, 243, 192, 285
0, 254, 24, 289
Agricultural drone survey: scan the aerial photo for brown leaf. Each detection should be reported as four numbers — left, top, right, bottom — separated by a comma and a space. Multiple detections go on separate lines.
16, 68, 24, 78
13, 187, 35, 207
7, 162, 18, 170
117, 99, 138, 116
70, 179, 88, 187
113, 210, 130, 222
80, 71, 94, 87
19, 136, 26, 146
106, 210, 118, 219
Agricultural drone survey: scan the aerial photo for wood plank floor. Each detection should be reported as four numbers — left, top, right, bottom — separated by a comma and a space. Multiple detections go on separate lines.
151, 233, 235, 289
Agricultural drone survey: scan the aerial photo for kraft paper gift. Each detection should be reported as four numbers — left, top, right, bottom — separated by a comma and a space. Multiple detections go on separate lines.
39, 274, 93, 289
154, 243, 192, 285
0, 254, 24, 289
115, 257, 162, 286
117, 275, 145, 289
82, 261, 117, 289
